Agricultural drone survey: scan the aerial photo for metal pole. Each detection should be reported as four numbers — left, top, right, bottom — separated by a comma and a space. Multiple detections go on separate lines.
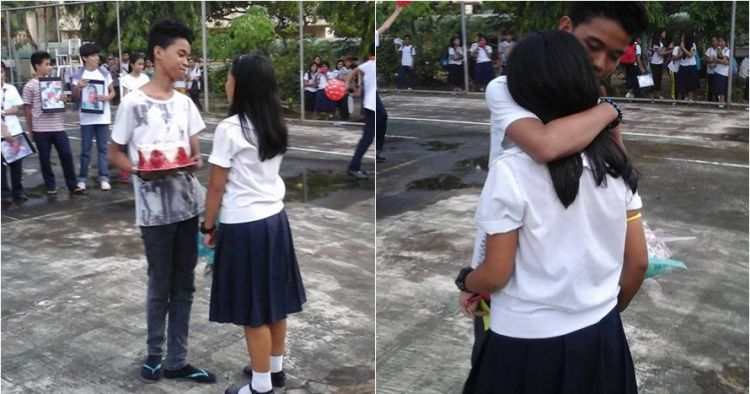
5, 11, 15, 85
116, 0, 123, 97
55, 5, 60, 45
460, 1, 469, 92
299, 0, 305, 120
727, 0, 736, 107
201, 0, 209, 112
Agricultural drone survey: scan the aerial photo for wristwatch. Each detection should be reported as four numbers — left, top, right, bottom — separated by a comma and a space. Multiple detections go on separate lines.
455, 267, 474, 293
199, 221, 215, 234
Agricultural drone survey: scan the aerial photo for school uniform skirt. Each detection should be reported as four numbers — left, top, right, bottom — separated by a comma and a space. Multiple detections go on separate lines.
714, 74, 729, 95
449, 63, 464, 88
474, 61, 494, 87
304, 90, 317, 112
209, 210, 307, 327
678, 64, 699, 94
315, 89, 338, 112
463, 307, 637, 394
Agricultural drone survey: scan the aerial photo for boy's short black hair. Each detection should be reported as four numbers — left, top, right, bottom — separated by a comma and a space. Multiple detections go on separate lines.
79, 43, 100, 57
404, 34, 411, 39
568, 2, 647, 40
147, 18, 194, 62
30, 51, 51, 71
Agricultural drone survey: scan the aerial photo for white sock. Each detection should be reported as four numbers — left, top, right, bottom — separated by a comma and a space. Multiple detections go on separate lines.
270, 355, 284, 373
251, 370, 272, 393
238, 384, 252, 394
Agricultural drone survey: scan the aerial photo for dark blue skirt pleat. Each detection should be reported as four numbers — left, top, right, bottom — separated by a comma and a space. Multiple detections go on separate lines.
209, 210, 306, 327
464, 307, 637, 394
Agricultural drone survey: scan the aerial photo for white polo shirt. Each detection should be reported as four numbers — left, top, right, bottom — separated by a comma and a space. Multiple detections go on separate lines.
1, 83, 25, 136
448, 47, 464, 66
714, 47, 731, 76
680, 44, 697, 66
470, 43, 493, 63
475, 147, 642, 338
650, 42, 664, 65
399, 44, 415, 67
208, 114, 285, 224
705, 47, 717, 74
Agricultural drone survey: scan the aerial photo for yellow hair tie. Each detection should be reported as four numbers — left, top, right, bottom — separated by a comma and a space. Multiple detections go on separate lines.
627, 213, 642, 222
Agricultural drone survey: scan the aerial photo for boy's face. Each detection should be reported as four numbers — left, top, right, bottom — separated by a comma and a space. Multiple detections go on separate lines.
83, 53, 99, 67
711, 37, 718, 48
404, 37, 411, 45
560, 16, 630, 81
34, 58, 52, 76
718, 38, 725, 48
122, 53, 130, 63
344, 59, 352, 67
154, 38, 191, 83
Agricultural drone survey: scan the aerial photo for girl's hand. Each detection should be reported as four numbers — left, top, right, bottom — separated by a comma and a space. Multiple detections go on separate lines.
187, 154, 203, 172
459, 292, 486, 318
96, 95, 110, 102
203, 231, 217, 248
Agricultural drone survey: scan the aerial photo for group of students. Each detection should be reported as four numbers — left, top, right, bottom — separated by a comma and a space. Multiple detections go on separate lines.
625, 30, 734, 104
4, 18, 305, 394
303, 54, 356, 120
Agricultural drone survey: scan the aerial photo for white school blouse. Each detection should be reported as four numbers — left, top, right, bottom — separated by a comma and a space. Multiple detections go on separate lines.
208, 115, 285, 224
475, 147, 642, 338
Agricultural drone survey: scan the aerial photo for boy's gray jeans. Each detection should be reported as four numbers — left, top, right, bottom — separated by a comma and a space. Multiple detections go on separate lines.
140, 215, 199, 370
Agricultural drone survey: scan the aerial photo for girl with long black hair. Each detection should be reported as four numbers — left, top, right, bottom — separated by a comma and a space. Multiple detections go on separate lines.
461, 30, 648, 394
202, 53, 307, 394
448, 35, 465, 92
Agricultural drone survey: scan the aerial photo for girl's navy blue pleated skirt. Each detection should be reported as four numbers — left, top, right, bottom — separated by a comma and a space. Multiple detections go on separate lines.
678, 64, 699, 93
315, 89, 338, 112
474, 61, 495, 87
209, 210, 307, 327
463, 307, 637, 394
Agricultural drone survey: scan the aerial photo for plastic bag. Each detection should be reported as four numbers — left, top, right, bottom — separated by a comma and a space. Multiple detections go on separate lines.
643, 220, 687, 278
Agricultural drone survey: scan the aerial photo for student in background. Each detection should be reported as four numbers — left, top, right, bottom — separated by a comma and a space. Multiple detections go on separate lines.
649, 30, 669, 99
314, 62, 337, 120
678, 32, 699, 101
303, 62, 319, 119
703, 37, 718, 102
188, 57, 203, 111
497, 30, 514, 76
448, 35, 465, 92
396, 35, 416, 90
1, 61, 29, 204
121, 53, 150, 96
23, 51, 81, 197
713, 37, 731, 107
470, 34, 494, 92
72, 43, 116, 192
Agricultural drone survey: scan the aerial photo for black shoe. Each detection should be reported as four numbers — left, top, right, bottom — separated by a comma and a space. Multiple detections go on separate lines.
164, 363, 216, 383
243, 365, 286, 387
376, 154, 386, 163
138, 355, 162, 384
225, 384, 274, 394
71, 186, 85, 195
13, 192, 28, 202
347, 170, 369, 180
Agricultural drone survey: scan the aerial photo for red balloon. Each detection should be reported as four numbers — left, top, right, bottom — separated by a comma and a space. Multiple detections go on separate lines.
396, 1, 413, 6
325, 79, 347, 101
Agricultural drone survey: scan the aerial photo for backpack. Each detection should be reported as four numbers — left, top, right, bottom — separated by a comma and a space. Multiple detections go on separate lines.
620, 43, 636, 65
440, 52, 450, 69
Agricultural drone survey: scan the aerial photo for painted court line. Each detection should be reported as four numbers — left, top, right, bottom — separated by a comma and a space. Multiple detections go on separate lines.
642, 156, 749, 169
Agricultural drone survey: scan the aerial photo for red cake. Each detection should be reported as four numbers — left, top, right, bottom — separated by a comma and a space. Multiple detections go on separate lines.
137, 142, 193, 170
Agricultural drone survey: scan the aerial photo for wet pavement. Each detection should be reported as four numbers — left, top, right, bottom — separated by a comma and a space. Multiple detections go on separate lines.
1, 112, 375, 393
376, 92, 749, 394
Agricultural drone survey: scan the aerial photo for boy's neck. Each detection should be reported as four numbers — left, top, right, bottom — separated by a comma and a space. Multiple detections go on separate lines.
142, 69, 175, 100
85, 62, 98, 71
33, 72, 46, 79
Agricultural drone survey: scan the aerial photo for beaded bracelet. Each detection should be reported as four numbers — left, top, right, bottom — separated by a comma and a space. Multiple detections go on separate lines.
597, 97, 623, 129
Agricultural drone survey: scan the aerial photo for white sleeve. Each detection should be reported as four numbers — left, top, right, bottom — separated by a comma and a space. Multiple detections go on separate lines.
7, 86, 24, 107
411, 47, 416, 56
105, 72, 113, 90
475, 159, 525, 235
486, 78, 540, 133
208, 121, 235, 168
486, 45, 493, 55
626, 189, 643, 211
111, 100, 133, 145
375, 30, 379, 48
187, 98, 206, 136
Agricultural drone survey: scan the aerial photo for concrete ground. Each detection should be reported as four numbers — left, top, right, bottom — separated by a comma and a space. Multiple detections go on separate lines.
1, 112, 376, 393
376, 91, 749, 394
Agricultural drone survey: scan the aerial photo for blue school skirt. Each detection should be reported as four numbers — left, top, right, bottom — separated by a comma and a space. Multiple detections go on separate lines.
678, 64, 699, 94
714, 74, 728, 95
474, 61, 495, 87
463, 307, 637, 394
209, 210, 307, 327
315, 89, 338, 112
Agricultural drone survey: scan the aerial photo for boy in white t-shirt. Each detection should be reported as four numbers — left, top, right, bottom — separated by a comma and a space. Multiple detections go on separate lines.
108, 18, 215, 386
396, 35, 416, 90
72, 43, 116, 191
